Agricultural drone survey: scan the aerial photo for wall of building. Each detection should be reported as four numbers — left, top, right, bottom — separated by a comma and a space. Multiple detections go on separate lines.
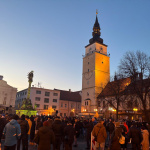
59, 100, 81, 117
0, 77, 17, 113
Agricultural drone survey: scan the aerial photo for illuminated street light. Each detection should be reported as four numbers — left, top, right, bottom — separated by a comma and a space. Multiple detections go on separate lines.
94, 109, 97, 112
133, 108, 138, 111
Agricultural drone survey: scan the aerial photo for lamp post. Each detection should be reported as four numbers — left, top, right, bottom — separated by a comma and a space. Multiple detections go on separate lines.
133, 108, 138, 120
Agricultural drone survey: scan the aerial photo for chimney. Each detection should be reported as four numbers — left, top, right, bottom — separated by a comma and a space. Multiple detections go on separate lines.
0, 76, 3, 80
69, 89, 71, 92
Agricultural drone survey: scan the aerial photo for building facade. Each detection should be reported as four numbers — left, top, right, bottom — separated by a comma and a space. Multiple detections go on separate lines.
0, 76, 17, 114
81, 15, 110, 116
16, 87, 81, 116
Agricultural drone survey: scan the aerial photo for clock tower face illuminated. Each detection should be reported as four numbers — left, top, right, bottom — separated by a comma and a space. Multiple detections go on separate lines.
81, 14, 110, 114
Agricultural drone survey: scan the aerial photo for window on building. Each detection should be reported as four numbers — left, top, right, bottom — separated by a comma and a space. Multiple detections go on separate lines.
60, 113, 62, 116
35, 97, 40, 101
71, 104, 74, 108
45, 92, 50, 96
64, 113, 66, 117
25, 92, 27, 95
61, 103, 63, 107
78, 104, 80, 109
36, 104, 40, 108
3, 97, 6, 105
87, 101, 88, 105
53, 99, 57, 102
44, 98, 49, 103
88, 69, 89, 72
98, 101, 101, 107
36, 90, 41, 94
52, 105, 57, 109
65, 104, 67, 108
53, 93, 58, 96
44, 105, 48, 109
87, 92, 89, 96
88, 62, 89, 64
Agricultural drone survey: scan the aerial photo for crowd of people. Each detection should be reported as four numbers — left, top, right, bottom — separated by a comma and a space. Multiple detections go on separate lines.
0, 113, 150, 150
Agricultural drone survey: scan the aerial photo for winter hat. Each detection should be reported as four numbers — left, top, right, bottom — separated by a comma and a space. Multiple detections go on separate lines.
43, 121, 49, 126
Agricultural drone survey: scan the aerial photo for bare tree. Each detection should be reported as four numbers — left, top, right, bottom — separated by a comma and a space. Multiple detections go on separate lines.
119, 51, 150, 122
97, 74, 130, 120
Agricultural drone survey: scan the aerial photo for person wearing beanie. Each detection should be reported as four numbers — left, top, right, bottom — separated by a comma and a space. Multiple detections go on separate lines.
34, 121, 55, 150
17, 114, 29, 150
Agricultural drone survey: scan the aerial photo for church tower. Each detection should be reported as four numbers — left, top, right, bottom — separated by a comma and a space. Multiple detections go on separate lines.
81, 13, 110, 115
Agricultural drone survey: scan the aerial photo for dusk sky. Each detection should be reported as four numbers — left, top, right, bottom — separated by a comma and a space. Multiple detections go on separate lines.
1, 1, 150, 92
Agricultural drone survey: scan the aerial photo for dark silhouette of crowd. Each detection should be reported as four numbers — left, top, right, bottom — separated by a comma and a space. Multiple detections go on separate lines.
0, 113, 150, 150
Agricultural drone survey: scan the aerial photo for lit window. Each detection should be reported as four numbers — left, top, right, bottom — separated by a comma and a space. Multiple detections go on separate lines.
44, 105, 48, 109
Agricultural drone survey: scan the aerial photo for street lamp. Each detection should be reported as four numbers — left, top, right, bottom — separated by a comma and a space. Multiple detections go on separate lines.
133, 108, 138, 120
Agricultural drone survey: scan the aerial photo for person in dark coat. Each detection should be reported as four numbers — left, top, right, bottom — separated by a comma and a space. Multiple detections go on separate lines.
64, 121, 75, 150
0, 115, 8, 146
128, 122, 143, 150
34, 121, 55, 150
17, 114, 29, 150
110, 122, 123, 150
84, 119, 94, 149
29, 116, 35, 145
73, 119, 81, 147
52, 117, 63, 150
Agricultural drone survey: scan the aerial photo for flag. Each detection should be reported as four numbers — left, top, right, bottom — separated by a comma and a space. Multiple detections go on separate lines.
91, 133, 96, 150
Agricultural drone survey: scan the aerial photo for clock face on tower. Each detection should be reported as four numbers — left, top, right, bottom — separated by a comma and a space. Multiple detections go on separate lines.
83, 71, 93, 80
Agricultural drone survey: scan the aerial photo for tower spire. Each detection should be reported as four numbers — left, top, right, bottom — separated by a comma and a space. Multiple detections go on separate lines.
89, 10, 103, 44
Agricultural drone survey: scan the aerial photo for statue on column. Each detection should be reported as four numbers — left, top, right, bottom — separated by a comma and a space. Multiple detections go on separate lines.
21, 71, 34, 110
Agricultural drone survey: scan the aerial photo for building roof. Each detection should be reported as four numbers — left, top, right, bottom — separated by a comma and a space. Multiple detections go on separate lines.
97, 77, 131, 98
55, 89, 81, 102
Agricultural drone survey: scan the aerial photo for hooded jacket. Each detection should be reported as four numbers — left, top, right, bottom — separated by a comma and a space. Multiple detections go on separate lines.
92, 123, 107, 143
3, 119, 21, 146
34, 126, 55, 150
141, 129, 149, 150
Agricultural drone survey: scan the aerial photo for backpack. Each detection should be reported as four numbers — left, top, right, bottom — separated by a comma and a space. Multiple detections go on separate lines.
119, 135, 125, 144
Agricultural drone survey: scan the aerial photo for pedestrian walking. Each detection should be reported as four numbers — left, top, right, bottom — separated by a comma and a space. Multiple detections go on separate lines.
3, 114, 21, 150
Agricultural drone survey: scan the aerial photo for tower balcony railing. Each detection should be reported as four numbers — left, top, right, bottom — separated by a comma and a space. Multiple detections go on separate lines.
82, 50, 110, 58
